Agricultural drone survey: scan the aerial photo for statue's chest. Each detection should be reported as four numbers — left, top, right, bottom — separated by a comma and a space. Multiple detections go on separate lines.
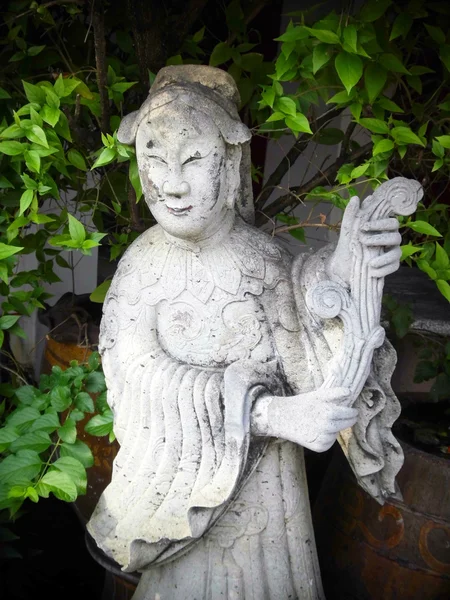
155, 289, 275, 368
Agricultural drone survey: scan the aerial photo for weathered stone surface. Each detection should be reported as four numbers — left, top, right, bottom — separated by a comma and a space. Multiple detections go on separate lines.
87, 65, 422, 599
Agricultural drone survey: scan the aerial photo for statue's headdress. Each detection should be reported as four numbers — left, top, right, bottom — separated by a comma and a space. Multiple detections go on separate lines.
117, 65, 254, 223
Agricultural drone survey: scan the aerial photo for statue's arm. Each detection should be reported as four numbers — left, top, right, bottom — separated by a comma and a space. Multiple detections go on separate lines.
250, 387, 357, 453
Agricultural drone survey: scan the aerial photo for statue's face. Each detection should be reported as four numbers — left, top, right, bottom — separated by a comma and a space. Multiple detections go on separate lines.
136, 102, 228, 239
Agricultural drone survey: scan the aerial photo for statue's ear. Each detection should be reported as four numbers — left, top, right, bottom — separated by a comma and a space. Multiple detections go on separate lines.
224, 145, 242, 211
117, 110, 139, 145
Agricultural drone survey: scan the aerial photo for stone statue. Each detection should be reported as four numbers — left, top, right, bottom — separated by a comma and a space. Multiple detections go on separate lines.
87, 65, 422, 599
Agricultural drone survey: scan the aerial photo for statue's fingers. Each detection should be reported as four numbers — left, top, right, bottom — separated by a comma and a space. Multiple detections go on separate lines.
340, 196, 360, 235
370, 247, 401, 268
360, 231, 402, 246
362, 217, 399, 232
370, 262, 400, 278
319, 387, 351, 403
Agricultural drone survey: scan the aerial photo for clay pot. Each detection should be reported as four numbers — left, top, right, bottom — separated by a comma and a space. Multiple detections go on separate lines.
313, 442, 450, 600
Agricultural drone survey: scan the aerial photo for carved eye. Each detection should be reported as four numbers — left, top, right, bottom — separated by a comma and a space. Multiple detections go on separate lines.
182, 151, 202, 166
147, 155, 167, 164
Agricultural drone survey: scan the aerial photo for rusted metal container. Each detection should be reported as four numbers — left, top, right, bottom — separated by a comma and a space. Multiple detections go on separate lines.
313, 442, 450, 600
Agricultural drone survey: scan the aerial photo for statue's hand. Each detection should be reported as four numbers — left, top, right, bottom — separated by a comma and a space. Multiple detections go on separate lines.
327, 196, 402, 285
252, 387, 358, 452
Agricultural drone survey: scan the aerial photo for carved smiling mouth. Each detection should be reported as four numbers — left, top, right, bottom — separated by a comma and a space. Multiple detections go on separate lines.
167, 205, 193, 216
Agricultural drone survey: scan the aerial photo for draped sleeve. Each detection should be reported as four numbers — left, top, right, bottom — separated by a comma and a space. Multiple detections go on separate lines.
291, 245, 403, 504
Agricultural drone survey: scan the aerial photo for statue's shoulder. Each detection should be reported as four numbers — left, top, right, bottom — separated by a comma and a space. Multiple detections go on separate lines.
106, 225, 165, 304
230, 220, 293, 267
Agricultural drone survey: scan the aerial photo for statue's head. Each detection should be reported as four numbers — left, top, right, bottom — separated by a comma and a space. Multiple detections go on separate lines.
117, 65, 252, 240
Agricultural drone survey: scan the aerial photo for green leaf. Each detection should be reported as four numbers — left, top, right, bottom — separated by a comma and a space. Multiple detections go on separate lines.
0, 141, 25, 155
407, 220, 442, 237
436, 280, 450, 302
434, 243, 449, 269
0, 427, 20, 450
373, 138, 394, 155
377, 97, 404, 113
14, 385, 38, 405
51, 457, 86, 494
50, 386, 71, 411
6, 407, 40, 432
391, 127, 425, 146
29, 212, 55, 224
364, 63, 387, 103
68, 214, 86, 244
129, 156, 142, 201
18, 189, 34, 216
379, 53, 410, 75
41, 105, 60, 127
360, 0, 392, 22
40, 470, 77, 502
436, 135, 450, 149
335, 52, 363, 94
351, 163, 370, 178
276, 97, 297, 116
401, 244, 422, 260
57, 418, 77, 444
24, 150, 40, 174
0, 315, 21, 330
440, 45, 450, 72
390, 13, 413, 40
0, 243, 23, 260
304, 27, 340, 44
27, 45, 46, 57
25, 125, 48, 148
9, 431, 52, 454
317, 128, 344, 145
266, 111, 285, 123
22, 81, 46, 105
209, 42, 233, 67
111, 81, 137, 94
67, 149, 87, 171
424, 24, 446, 44
312, 44, 332, 74
92, 147, 116, 169
350, 102, 362, 121
29, 412, 60, 434
75, 392, 95, 413
359, 118, 389, 134
59, 439, 94, 468
84, 371, 106, 394
55, 112, 72, 142
0, 86, 11, 99
327, 90, 355, 104
343, 25, 358, 53
84, 410, 113, 437
0, 450, 42, 483
285, 114, 312, 134
275, 26, 308, 42
90, 280, 111, 303
0, 124, 24, 139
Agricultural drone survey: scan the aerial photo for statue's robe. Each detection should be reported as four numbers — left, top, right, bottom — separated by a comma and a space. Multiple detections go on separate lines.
87, 220, 402, 600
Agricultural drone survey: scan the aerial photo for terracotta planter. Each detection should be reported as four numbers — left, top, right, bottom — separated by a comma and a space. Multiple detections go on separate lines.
313, 442, 450, 600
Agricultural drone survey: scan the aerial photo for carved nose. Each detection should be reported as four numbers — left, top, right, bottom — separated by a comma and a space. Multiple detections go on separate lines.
162, 180, 191, 198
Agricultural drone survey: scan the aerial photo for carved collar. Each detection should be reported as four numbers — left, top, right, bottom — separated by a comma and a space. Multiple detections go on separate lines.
114, 219, 286, 305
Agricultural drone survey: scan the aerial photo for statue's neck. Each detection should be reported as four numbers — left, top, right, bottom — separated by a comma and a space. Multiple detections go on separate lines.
163, 208, 235, 252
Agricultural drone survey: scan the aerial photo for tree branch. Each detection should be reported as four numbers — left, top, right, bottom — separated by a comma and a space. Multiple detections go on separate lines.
254, 105, 343, 211
128, 185, 145, 233
258, 141, 372, 222
92, 0, 109, 134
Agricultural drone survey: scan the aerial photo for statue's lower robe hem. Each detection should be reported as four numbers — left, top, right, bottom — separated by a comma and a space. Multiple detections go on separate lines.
131, 441, 325, 600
